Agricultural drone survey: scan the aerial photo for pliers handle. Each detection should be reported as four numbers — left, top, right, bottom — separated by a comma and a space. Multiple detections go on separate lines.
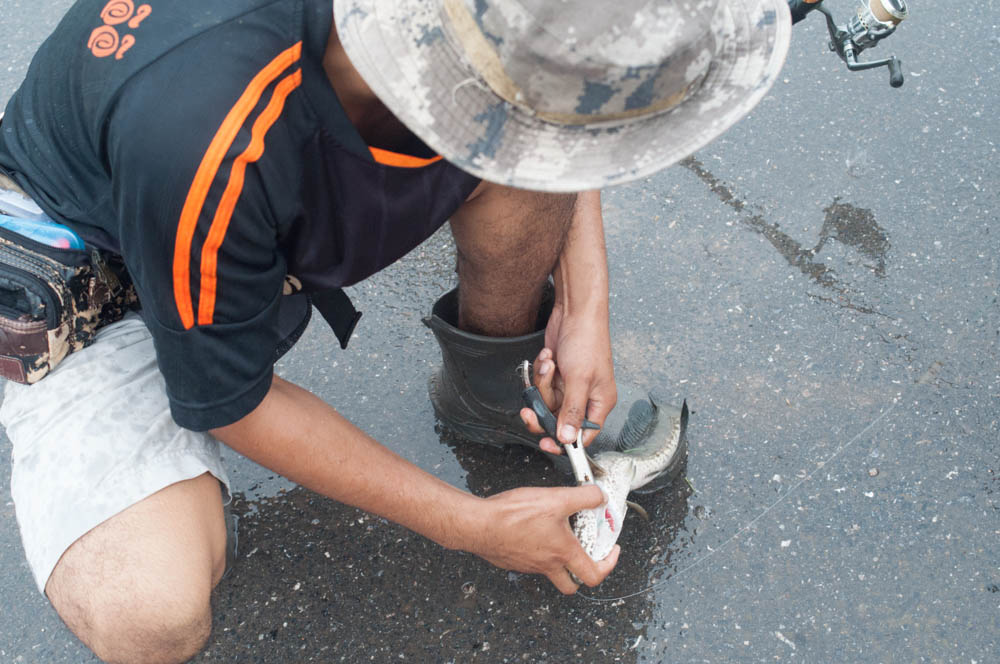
519, 360, 603, 484
519, 360, 600, 437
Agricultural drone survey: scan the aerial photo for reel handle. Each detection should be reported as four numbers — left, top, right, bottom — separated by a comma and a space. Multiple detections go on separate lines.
888, 58, 904, 88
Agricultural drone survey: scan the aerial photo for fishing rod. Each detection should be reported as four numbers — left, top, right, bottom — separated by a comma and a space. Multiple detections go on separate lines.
791, 0, 909, 87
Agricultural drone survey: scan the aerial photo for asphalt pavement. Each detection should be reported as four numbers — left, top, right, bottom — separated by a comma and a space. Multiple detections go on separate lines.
1, 1, 997, 662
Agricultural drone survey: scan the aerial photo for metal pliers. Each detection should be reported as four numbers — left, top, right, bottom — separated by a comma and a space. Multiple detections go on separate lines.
518, 360, 604, 485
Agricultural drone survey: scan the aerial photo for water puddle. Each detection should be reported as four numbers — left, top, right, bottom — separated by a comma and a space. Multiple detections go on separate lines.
680, 157, 891, 316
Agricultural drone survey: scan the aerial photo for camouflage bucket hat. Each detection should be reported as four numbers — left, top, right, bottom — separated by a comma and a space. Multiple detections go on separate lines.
334, 0, 791, 192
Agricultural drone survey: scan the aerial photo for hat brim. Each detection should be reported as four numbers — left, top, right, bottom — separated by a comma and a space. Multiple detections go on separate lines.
334, 0, 791, 193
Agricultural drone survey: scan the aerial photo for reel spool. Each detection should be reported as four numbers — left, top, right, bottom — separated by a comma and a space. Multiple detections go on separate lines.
807, 0, 910, 87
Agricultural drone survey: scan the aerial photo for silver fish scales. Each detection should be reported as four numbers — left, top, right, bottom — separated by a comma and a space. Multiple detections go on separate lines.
571, 399, 688, 561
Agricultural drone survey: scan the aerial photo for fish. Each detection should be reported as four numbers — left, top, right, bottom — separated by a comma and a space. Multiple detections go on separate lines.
571, 397, 688, 561
517, 359, 688, 561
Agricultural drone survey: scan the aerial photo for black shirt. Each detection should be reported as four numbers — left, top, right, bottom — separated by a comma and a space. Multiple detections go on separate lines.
0, 0, 479, 430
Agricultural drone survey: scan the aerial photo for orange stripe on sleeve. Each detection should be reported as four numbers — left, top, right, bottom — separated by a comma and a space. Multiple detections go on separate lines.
369, 146, 443, 168
172, 42, 302, 330
196, 69, 302, 326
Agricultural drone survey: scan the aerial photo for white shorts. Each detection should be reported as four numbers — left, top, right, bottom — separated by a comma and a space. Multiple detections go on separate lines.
1, 312, 231, 594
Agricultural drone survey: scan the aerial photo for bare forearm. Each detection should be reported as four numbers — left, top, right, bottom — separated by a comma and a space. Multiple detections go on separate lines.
553, 190, 609, 316
211, 376, 481, 551
540, 189, 616, 445
211, 375, 618, 592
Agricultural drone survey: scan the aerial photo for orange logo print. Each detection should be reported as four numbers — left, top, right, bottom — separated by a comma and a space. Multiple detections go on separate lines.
88, 0, 152, 60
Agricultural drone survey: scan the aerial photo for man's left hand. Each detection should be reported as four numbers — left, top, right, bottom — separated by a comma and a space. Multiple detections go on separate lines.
518, 189, 616, 454
520, 307, 616, 454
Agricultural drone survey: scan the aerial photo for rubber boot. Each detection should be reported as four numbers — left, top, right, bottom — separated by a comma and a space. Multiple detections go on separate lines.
423, 287, 688, 489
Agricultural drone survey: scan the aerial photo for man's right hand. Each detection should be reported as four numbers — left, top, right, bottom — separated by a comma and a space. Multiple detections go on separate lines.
213, 376, 619, 596
788, 0, 823, 24
462, 484, 620, 594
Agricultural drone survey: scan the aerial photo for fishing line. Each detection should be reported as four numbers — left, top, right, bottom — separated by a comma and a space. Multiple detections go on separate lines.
581, 279, 997, 603
579, 396, 901, 603
576, 146, 998, 604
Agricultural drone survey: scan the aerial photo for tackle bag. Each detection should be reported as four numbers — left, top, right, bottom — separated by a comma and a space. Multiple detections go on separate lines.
0, 215, 136, 384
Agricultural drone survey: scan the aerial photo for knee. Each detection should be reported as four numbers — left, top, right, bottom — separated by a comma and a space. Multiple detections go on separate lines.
50, 575, 213, 664
43, 472, 227, 663
454, 184, 577, 266
96, 597, 211, 664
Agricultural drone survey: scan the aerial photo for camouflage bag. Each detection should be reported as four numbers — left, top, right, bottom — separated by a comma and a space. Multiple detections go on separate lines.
0, 222, 136, 384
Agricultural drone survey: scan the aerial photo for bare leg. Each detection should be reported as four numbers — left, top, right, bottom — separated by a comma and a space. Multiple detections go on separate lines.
45, 472, 228, 664
449, 182, 576, 337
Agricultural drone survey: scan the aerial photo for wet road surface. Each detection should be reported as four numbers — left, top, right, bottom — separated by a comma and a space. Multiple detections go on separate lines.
1, 2, 997, 662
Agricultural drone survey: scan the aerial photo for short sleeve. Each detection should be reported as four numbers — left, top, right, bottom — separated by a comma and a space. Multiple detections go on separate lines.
106, 37, 306, 430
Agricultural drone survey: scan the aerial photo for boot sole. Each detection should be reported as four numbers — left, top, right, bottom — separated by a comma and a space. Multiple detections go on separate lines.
433, 414, 574, 475
440, 412, 686, 493
429, 375, 688, 486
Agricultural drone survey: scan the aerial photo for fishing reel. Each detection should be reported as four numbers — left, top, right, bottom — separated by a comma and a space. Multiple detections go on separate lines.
802, 0, 909, 87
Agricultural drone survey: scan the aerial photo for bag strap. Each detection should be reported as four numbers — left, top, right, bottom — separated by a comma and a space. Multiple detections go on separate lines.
310, 288, 362, 350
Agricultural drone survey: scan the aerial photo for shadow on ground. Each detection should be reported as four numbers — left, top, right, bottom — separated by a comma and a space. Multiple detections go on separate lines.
201, 432, 692, 663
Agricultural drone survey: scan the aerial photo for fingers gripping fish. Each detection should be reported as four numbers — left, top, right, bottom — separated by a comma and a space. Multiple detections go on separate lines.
570, 399, 687, 560
519, 360, 688, 560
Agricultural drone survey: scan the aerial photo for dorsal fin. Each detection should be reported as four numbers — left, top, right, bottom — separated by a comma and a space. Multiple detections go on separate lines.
617, 398, 659, 452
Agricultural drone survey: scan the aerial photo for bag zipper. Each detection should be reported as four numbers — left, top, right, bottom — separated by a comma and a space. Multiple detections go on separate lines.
0, 244, 62, 328
0, 226, 89, 265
